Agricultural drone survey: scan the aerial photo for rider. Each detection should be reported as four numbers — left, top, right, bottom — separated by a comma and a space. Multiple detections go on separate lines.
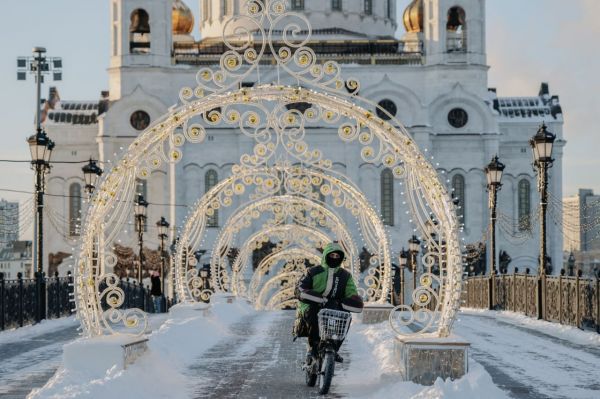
295, 242, 364, 363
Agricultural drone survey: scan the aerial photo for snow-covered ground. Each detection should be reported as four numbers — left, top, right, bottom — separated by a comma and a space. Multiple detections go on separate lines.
2, 303, 599, 398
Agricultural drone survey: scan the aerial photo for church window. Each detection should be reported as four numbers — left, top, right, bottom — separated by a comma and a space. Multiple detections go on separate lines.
69, 183, 82, 236
452, 174, 466, 225
221, 0, 229, 15
205, 170, 219, 227
448, 108, 468, 128
446, 7, 466, 52
331, 0, 342, 11
518, 179, 531, 231
364, 0, 372, 15
129, 9, 151, 54
387, 0, 393, 19
130, 110, 150, 131
376, 99, 397, 121
381, 169, 394, 226
291, 0, 304, 10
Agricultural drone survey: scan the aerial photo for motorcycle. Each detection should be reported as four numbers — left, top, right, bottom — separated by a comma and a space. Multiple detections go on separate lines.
303, 307, 352, 395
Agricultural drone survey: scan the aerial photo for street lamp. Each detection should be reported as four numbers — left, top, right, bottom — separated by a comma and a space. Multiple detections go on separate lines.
530, 123, 556, 276
27, 129, 54, 322
408, 235, 421, 299
484, 155, 505, 276
399, 248, 408, 306
530, 122, 555, 320
134, 195, 148, 283
156, 216, 169, 302
82, 158, 103, 196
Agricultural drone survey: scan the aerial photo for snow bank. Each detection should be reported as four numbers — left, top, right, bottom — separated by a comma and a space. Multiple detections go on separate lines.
461, 308, 600, 346
0, 316, 78, 344
341, 321, 509, 399
30, 296, 255, 399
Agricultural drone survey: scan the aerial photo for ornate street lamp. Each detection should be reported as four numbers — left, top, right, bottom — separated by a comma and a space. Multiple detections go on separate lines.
82, 158, 103, 196
399, 248, 408, 306
530, 123, 555, 277
27, 129, 54, 322
484, 155, 505, 275
408, 235, 421, 297
530, 123, 555, 320
156, 216, 169, 302
134, 195, 148, 283
485, 155, 504, 310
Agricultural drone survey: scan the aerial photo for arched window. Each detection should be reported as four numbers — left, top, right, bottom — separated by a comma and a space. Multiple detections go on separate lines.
205, 170, 219, 227
364, 0, 372, 15
291, 0, 304, 10
129, 9, 150, 54
331, 0, 342, 11
69, 183, 82, 236
387, 0, 393, 19
518, 179, 531, 230
381, 169, 394, 226
446, 6, 466, 52
221, 0, 229, 15
452, 174, 466, 225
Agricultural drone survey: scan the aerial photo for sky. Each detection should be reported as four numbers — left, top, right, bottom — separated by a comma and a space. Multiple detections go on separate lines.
0, 0, 598, 218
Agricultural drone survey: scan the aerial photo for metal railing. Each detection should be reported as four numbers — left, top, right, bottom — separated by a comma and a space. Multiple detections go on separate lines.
463, 271, 600, 333
0, 272, 173, 331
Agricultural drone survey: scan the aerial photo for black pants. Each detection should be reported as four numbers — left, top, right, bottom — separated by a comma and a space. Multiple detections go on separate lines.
302, 305, 345, 355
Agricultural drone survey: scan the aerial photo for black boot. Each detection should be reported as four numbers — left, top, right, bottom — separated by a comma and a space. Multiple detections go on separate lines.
334, 353, 343, 363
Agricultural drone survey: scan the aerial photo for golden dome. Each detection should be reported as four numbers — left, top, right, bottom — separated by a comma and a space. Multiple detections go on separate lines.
403, 0, 423, 33
172, 0, 194, 35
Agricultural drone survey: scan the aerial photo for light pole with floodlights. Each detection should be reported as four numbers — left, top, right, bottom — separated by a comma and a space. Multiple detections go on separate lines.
134, 195, 148, 283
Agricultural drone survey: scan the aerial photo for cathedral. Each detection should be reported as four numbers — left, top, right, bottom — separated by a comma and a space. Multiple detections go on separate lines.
42, 0, 564, 282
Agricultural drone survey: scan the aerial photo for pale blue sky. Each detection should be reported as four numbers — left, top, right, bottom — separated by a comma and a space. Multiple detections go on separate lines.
0, 0, 598, 211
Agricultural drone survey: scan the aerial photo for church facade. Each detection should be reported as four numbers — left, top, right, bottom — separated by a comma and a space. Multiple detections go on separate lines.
42, 0, 564, 280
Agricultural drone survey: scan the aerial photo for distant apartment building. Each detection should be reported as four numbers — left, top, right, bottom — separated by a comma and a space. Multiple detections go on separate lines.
0, 241, 32, 279
563, 189, 600, 252
0, 199, 19, 249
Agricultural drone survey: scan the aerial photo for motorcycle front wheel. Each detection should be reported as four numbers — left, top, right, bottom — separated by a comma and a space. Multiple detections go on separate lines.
318, 352, 335, 394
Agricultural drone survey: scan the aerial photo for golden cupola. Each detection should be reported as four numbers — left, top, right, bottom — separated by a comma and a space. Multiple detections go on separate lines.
172, 0, 194, 35
403, 0, 424, 33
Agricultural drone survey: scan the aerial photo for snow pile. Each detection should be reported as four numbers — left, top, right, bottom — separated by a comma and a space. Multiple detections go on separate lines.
0, 316, 78, 344
30, 295, 255, 399
341, 321, 509, 399
461, 308, 600, 345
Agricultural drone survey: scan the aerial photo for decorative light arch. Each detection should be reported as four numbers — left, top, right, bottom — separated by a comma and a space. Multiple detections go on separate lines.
75, 1, 462, 338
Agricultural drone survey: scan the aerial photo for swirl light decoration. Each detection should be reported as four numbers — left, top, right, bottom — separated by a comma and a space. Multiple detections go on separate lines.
177, 183, 384, 302
75, 0, 461, 338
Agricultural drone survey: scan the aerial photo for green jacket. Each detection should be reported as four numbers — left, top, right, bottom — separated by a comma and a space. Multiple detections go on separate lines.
296, 243, 364, 315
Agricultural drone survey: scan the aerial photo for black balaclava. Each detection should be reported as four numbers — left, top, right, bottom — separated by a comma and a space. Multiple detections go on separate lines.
326, 250, 345, 268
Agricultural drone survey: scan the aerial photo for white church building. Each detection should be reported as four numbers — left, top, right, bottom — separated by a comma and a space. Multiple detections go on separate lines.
41, 0, 564, 279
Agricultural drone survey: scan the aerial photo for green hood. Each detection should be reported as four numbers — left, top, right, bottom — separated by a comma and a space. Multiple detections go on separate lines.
321, 242, 345, 269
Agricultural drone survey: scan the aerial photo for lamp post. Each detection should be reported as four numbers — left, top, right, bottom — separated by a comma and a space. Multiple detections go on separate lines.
27, 129, 54, 322
134, 195, 148, 283
156, 216, 169, 302
408, 235, 421, 303
82, 158, 103, 196
530, 122, 555, 319
485, 155, 505, 309
399, 249, 408, 306
20, 47, 61, 322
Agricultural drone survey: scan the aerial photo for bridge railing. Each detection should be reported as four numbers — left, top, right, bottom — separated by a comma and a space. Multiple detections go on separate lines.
463, 271, 600, 333
0, 272, 173, 331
